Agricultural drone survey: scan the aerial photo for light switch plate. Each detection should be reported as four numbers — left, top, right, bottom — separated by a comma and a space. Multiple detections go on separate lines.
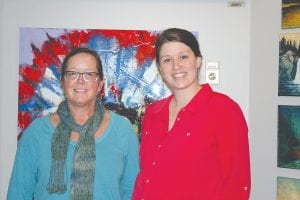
205, 61, 219, 84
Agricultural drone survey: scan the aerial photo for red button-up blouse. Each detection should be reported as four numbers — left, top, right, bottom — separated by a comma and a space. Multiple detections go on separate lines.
132, 84, 251, 200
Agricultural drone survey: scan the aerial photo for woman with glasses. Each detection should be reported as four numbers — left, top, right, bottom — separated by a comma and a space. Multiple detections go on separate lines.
132, 28, 251, 200
7, 47, 140, 200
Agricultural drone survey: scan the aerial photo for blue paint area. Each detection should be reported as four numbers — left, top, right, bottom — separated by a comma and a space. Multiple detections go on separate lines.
49, 64, 61, 81
87, 34, 168, 109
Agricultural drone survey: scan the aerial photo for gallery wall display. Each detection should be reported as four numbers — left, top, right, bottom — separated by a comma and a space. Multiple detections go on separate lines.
278, 32, 300, 96
278, 1, 300, 199
282, 0, 300, 29
277, 176, 300, 199
18, 27, 170, 139
277, 105, 300, 170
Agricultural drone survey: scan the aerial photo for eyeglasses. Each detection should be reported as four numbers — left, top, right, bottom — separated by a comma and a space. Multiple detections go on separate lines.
64, 71, 100, 81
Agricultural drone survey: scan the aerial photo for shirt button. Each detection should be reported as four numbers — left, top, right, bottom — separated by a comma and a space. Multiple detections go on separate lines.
244, 186, 248, 190
145, 131, 149, 135
146, 179, 150, 183
158, 144, 162, 148
152, 161, 156, 165
177, 117, 180, 121
186, 132, 191, 136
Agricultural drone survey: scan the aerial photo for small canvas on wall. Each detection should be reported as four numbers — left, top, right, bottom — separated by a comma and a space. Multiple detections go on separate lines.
282, 0, 300, 29
277, 176, 300, 199
18, 27, 171, 139
278, 32, 300, 96
278, 105, 300, 169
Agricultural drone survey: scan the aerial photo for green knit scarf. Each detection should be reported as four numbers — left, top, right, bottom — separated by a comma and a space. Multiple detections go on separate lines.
47, 99, 105, 200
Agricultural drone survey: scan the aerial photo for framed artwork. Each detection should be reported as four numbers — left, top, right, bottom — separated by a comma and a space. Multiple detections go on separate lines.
278, 32, 300, 96
278, 105, 300, 169
18, 27, 170, 138
282, 0, 300, 29
277, 176, 300, 199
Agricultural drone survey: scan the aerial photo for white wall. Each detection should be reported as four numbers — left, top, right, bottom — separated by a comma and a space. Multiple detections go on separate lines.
0, 0, 250, 199
249, 0, 279, 198
0, 0, 4, 198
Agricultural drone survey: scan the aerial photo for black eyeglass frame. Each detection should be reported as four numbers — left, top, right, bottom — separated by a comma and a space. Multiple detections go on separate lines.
64, 71, 100, 81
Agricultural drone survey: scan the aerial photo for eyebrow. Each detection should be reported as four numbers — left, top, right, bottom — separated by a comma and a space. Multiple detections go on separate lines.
65, 68, 98, 72
160, 50, 192, 58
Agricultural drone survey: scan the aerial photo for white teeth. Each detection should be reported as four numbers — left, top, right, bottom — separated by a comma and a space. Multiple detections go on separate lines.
74, 89, 87, 92
173, 73, 185, 78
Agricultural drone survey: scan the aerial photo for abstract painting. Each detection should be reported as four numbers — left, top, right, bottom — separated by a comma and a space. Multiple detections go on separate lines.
282, 0, 300, 29
278, 105, 300, 169
278, 32, 300, 96
277, 176, 300, 199
18, 27, 170, 138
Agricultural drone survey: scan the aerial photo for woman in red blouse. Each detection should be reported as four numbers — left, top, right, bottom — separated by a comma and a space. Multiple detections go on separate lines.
132, 28, 251, 200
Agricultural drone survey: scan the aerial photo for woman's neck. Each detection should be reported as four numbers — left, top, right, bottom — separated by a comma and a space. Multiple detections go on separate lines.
68, 103, 96, 125
171, 84, 202, 109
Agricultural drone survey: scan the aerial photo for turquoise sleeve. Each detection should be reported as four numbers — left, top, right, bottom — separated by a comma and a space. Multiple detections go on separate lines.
7, 120, 40, 200
120, 121, 140, 200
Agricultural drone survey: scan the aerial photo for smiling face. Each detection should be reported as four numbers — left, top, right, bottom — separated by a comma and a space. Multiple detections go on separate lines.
62, 52, 103, 108
158, 41, 202, 93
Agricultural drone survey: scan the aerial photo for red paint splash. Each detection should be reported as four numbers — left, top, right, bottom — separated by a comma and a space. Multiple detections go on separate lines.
45, 33, 68, 55
61, 30, 90, 49
136, 43, 156, 65
18, 81, 35, 104
109, 82, 122, 95
19, 64, 44, 83
93, 29, 159, 66
18, 111, 32, 130
41, 33, 68, 66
